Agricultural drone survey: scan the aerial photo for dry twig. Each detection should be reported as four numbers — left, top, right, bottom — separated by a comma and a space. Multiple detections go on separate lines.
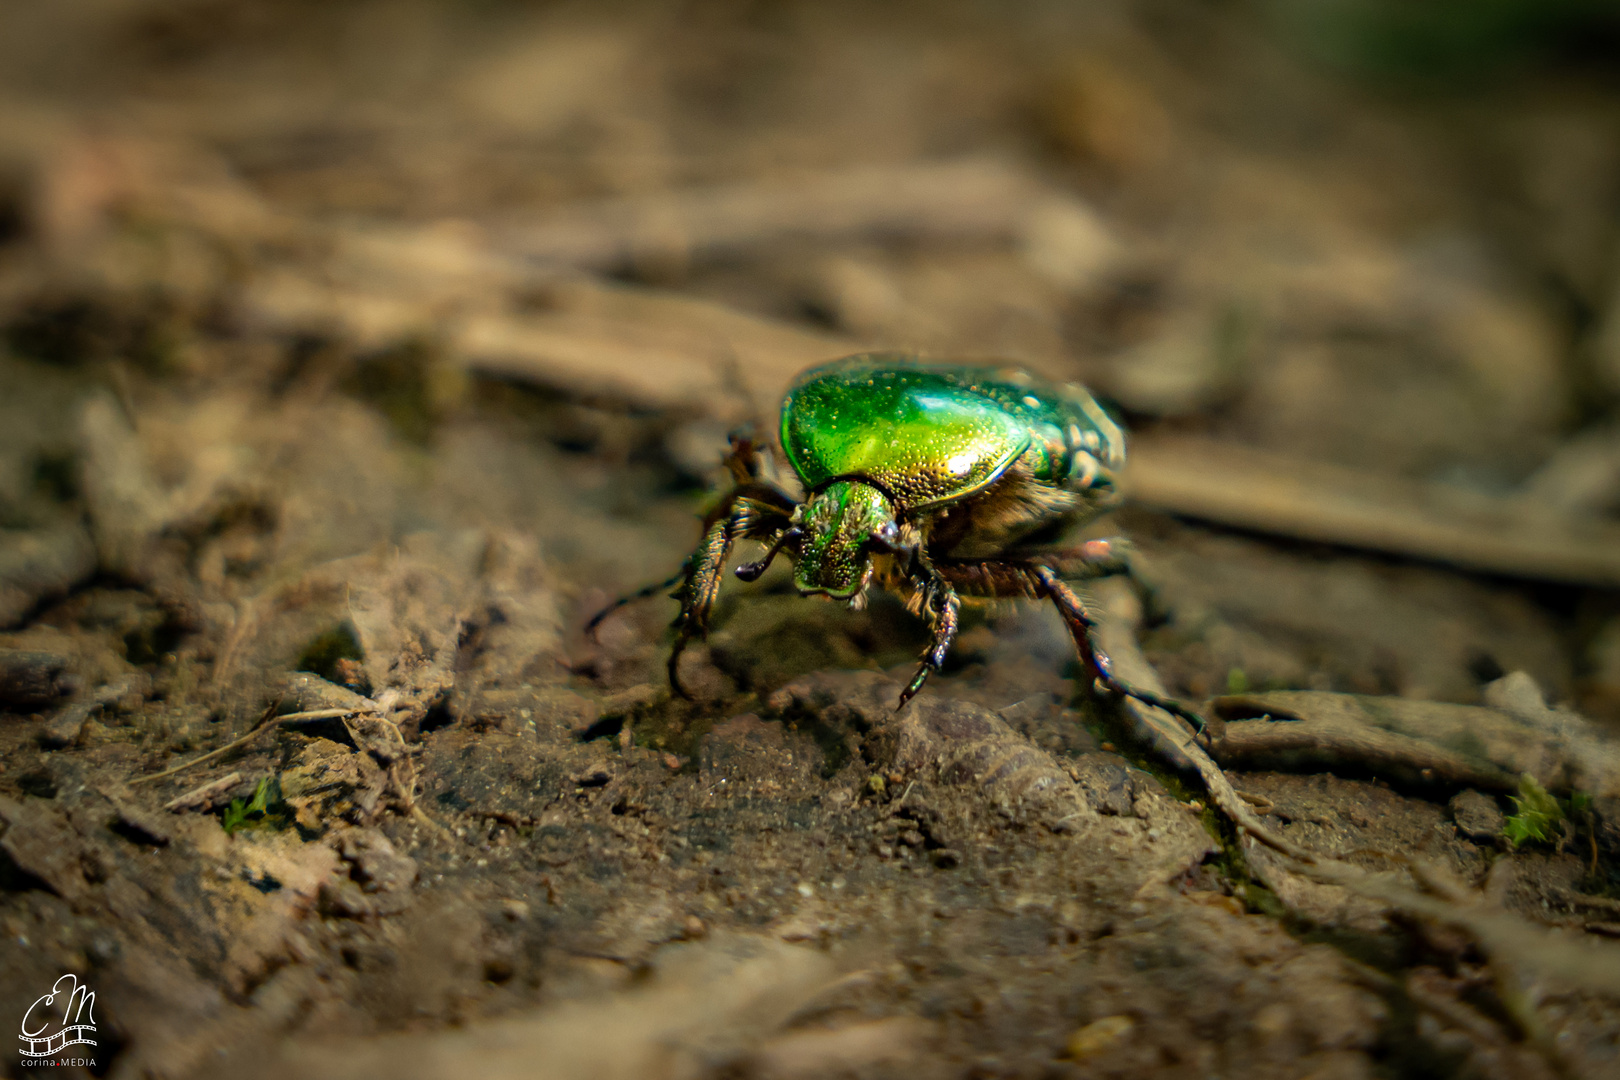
1207, 688, 1620, 798
130, 704, 376, 786
1091, 578, 1317, 860
497, 158, 1054, 269
162, 772, 244, 812
1127, 435, 1620, 589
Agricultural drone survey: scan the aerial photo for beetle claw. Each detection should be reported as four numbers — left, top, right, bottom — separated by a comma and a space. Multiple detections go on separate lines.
667, 633, 696, 700
1110, 681, 1206, 735
896, 664, 933, 711
668, 667, 694, 701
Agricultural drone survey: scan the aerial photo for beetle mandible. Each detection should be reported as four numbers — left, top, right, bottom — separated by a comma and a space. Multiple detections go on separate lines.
591, 353, 1205, 730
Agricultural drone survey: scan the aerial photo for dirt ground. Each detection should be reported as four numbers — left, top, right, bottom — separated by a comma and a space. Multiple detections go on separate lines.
3, 2, 1620, 1078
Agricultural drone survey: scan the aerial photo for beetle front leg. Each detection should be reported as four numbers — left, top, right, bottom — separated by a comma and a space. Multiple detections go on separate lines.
668, 514, 737, 698
668, 490, 798, 697
1029, 565, 1205, 734
585, 569, 687, 640
897, 559, 961, 710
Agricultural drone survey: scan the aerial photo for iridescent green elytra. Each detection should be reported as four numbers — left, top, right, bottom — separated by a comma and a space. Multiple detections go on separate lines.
591, 353, 1204, 728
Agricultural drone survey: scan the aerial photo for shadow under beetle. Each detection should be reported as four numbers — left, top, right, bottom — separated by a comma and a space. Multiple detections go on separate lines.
590, 352, 1205, 731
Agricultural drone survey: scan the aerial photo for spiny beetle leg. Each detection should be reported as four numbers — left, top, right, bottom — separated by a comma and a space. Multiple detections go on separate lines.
1021, 537, 1170, 626
723, 429, 763, 485
913, 555, 1053, 708
1027, 537, 1132, 580
1030, 565, 1206, 735
897, 579, 960, 711
592, 466, 798, 700
665, 489, 796, 699
665, 514, 736, 698
585, 569, 686, 640
925, 557, 1198, 728
587, 485, 788, 643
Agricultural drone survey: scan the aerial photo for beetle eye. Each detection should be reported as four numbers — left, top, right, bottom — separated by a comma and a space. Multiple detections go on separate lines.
867, 522, 900, 553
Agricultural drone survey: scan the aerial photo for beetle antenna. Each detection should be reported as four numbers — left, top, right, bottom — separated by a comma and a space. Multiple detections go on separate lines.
735, 528, 801, 582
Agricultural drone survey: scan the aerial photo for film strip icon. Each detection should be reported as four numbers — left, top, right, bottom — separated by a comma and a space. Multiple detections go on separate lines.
20, 1023, 96, 1057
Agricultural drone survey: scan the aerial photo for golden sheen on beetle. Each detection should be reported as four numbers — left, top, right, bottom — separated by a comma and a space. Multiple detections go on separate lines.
591, 353, 1205, 729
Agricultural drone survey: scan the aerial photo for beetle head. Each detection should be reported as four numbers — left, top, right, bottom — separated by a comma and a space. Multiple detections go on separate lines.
792, 480, 897, 601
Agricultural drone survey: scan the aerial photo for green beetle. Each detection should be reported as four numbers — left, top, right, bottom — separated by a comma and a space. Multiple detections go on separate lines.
593, 353, 1203, 728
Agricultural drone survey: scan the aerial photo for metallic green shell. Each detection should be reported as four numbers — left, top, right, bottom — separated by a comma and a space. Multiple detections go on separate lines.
779, 354, 1124, 511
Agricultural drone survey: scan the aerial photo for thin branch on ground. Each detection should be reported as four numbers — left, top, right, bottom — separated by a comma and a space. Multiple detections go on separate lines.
129, 701, 376, 786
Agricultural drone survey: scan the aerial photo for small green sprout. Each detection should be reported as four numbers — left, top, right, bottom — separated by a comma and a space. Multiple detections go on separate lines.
1225, 668, 1250, 694
1502, 773, 1561, 849
221, 776, 282, 835
220, 798, 248, 834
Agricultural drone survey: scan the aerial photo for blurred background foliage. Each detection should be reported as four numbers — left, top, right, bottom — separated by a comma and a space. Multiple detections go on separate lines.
1272, 0, 1620, 86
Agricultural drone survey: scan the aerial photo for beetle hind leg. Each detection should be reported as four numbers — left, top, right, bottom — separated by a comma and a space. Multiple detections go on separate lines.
927, 558, 1204, 733
1028, 565, 1206, 734
1026, 537, 1132, 579
1028, 537, 1172, 627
